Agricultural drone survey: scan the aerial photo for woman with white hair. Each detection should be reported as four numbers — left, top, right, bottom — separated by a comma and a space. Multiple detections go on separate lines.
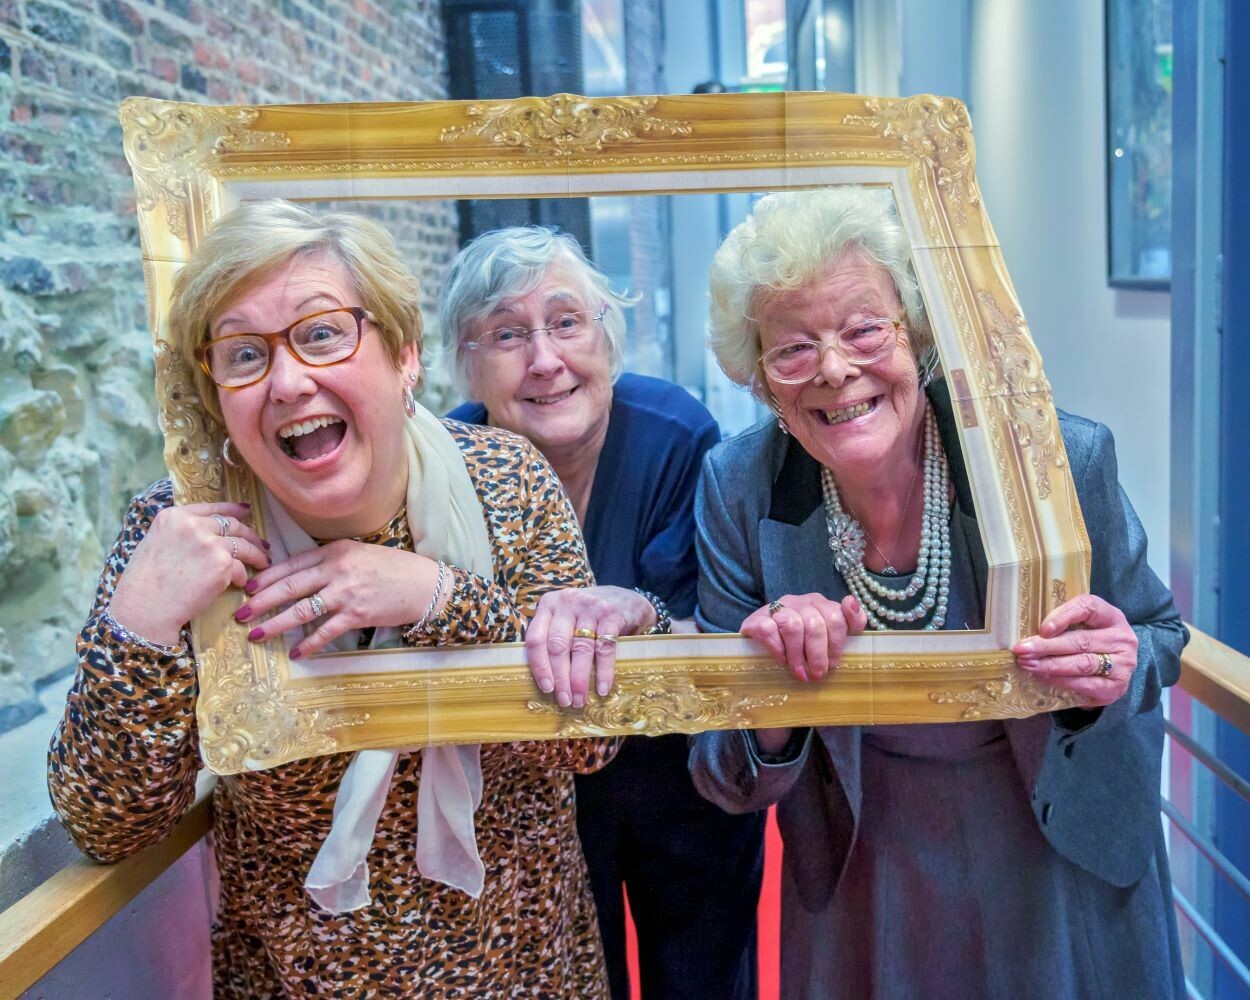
444, 226, 765, 1000
689, 187, 1186, 998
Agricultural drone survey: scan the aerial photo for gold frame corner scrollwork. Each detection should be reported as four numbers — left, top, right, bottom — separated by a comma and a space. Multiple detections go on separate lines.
120, 91, 1090, 774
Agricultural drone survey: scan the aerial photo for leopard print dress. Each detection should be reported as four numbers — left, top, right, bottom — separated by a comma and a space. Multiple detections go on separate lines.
49, 421, 618, 998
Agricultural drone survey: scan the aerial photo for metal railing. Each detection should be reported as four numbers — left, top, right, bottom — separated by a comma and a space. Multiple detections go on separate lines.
1165, 628, 1250, 998
0, 627, 1246, 999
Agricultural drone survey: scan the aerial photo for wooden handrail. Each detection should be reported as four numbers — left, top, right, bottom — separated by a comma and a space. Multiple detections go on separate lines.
1180, 627, 1250, 738
0, 626, 1246, 997
0, 788, 213, 1000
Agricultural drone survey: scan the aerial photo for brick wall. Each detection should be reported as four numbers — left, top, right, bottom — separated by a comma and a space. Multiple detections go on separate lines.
0, 0, 457, 729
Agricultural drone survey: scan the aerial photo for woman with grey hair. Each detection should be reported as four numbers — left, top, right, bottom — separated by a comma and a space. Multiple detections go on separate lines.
689, 187, 1186, 998
444, 226, 765, 1000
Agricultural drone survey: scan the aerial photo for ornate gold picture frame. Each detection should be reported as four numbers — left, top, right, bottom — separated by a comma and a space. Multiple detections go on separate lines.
120, 91, 1088, 775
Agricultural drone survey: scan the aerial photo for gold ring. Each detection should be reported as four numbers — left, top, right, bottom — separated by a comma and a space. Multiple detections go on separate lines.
573, 627, 598, 640
1094, 652, 1113, 677
768, 600, 786, 617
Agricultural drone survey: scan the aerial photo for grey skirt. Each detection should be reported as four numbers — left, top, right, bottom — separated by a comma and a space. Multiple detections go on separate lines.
780, 721, 1178, 1000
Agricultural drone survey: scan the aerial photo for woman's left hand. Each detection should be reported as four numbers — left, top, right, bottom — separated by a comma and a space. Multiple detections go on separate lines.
234, 541, 443, 658
1012, 594, 1139, 706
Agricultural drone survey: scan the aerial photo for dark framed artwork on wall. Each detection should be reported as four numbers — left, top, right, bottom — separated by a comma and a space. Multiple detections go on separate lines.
1105, 0, 1173, 289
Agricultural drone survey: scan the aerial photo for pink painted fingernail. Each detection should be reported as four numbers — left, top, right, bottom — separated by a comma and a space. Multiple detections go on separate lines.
244, 579, 259, 595
262, 540, 271, 551
234, 605, 252, 622
289, 647, 303, 660
240, 502, 252, 510
248, 627, 264, 641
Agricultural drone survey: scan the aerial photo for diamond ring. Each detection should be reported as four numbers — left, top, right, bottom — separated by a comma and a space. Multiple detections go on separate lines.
309, 593, 327, 618
213, 514, 231, 537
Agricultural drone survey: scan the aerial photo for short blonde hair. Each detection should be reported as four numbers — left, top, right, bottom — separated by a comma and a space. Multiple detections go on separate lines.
168, 199, 424, 423
707, 187, 932, 393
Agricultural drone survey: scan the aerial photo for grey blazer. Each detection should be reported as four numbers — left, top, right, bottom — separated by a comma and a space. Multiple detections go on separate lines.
689, 384, 1188, 907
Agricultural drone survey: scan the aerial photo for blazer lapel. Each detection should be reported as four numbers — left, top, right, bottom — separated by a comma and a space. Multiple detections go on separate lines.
758, 507, 846, 602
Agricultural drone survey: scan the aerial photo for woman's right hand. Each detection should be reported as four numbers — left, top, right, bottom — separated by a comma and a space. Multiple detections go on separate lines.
108, 502, 270, 646
742, 592, 868, 683
525, 586, 656, 708
745, 593, 867, 755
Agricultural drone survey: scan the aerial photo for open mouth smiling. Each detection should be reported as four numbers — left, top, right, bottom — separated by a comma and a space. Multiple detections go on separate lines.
524, 386, 578, 405
819, 396, 881, 426
277, 415, 347, 461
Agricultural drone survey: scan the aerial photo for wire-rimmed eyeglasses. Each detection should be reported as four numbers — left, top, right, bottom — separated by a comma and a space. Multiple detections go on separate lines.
757, 316, 905, 384
195, 306, 373, 389
463, 303, 609, 354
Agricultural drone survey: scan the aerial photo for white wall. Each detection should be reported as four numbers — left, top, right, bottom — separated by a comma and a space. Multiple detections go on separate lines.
968, 0, 1172, 580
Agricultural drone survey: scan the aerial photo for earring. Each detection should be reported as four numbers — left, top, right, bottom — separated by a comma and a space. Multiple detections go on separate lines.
403, 373, 418, 418
916, 345, 940, 390
222, 436, 238, 467
761, 386, 790, 436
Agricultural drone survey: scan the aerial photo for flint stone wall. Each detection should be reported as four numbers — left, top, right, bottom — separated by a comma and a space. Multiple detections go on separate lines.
0, 0, 458, 732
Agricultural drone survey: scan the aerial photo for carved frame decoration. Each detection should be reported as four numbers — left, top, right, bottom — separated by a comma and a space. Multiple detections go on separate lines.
119, 92, 1090, 775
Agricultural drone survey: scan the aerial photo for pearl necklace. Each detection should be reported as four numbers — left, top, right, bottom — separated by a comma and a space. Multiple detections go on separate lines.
820, 405, 952, 630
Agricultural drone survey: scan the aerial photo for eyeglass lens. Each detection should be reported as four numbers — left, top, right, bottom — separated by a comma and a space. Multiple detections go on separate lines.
482, 311, 596, 352
207, 310, 362, 386
763, 319, 896, 381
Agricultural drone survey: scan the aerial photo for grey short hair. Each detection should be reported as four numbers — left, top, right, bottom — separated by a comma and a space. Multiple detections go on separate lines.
707, 187, 933, 392
438, 226, 631, 395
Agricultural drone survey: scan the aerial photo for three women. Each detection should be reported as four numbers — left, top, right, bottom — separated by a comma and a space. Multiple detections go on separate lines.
51, 191, 1185, 998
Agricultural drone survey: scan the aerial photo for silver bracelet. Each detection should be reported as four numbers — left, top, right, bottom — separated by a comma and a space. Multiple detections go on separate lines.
100, 609, 185, 656
413, 560, 448, 632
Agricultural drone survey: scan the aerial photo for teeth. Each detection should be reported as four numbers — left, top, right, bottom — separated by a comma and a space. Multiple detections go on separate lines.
824, 401, 872, 425
529, 392, 571, 404
279, 415, 343, 439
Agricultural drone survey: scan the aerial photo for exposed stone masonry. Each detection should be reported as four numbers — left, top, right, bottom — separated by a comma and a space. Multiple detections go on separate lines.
0, 0, 457, 730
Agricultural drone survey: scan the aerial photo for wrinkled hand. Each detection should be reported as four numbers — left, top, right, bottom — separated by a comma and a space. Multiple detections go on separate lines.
110, 502, 269, 646
525, 586, 657, 708
743, 593, 868, 683
236, 540, 443, 659
1013, 594, 1138, 707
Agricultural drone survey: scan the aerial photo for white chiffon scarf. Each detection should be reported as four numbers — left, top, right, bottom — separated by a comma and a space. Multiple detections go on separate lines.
259, 401, 494, 912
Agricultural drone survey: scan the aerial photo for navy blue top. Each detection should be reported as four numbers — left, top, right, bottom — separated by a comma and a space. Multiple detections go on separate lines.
447, 372, 720, 617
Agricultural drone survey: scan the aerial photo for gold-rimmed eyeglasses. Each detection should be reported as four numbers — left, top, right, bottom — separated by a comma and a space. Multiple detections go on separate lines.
758, 316, 906, 384
195, 306, 373, 389
463, 304, 609, 355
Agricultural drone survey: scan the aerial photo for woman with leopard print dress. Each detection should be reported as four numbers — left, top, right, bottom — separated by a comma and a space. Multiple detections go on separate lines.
48, 200, 618, 998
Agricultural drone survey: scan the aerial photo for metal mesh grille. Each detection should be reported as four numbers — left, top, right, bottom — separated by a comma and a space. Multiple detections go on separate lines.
443, 0, 589, 246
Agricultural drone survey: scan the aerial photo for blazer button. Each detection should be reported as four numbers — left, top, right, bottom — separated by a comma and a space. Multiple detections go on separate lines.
1041, 802, 1054, 824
